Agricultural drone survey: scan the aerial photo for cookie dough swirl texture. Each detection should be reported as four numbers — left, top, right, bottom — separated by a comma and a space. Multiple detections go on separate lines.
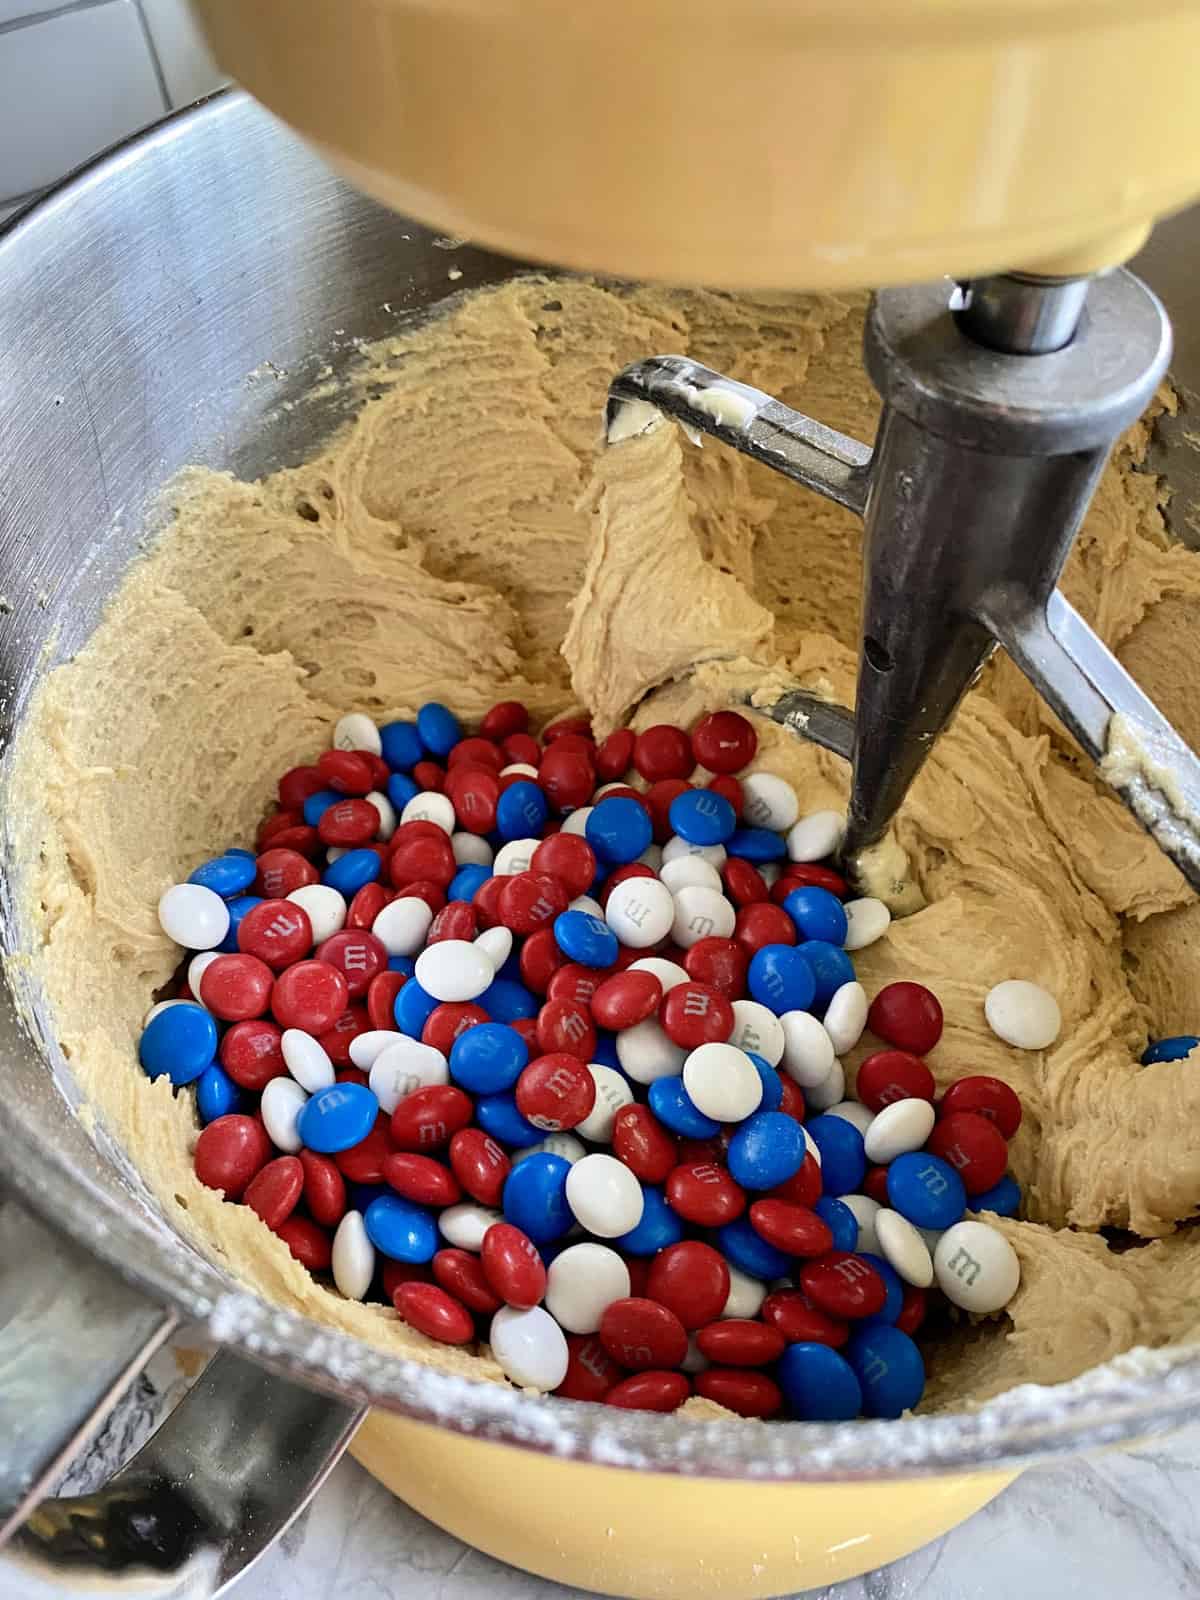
10, 278, 1200, 1416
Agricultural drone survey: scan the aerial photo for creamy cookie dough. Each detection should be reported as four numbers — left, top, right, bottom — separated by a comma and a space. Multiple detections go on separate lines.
10, 277, 1200, 1415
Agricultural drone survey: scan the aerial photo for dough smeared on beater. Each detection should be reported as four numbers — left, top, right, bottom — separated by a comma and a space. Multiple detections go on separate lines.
10, 276, 1200, 1417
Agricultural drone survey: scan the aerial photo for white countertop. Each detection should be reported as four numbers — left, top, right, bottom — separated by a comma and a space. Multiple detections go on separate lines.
14, 1334, 1200, 1600
226, 1429, 1200, 1600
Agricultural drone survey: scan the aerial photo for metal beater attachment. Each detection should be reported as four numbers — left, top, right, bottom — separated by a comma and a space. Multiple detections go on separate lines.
606, 271, 1200, 893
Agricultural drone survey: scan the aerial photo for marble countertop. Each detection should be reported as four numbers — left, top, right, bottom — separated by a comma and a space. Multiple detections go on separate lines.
14, 1329, 1196, 1600
226, 1430, 1200, 1600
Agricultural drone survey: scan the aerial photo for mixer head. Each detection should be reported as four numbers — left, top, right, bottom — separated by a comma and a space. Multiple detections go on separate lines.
193, 0, 1200, 293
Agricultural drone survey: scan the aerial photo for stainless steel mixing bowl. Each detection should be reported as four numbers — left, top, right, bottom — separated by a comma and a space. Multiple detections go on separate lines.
2, 91, 1200, 1600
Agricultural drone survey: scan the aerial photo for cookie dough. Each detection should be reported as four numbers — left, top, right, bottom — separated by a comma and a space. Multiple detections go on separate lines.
10, 276, 1200, 1416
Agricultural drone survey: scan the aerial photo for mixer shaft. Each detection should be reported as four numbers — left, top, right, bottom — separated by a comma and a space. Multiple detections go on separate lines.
607, 271, 1200, 892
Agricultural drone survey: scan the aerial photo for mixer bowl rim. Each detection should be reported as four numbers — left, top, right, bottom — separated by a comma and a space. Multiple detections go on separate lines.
1, 88, 1199, 1481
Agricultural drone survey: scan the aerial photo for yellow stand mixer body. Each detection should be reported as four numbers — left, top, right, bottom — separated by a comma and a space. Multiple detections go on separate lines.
197, 0, 1200, 289
187, 4, 1200, 1593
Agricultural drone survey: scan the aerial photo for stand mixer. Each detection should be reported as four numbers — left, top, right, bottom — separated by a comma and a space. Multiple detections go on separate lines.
4, 6, 1200, 1596
191, 0, 1200, 892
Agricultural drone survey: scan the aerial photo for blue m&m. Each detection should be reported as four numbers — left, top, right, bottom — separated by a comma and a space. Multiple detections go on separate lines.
450, 1022, 528, 1094
322, 848, 381, 896
190, 852, 257, 898
475, 1091, 541, 1148
497, 780, 549, 839
669, 789, 736, 846
387, 772, 420, 812
748, 944, 816, 1014
782, 886, 848, 947
585, 796, 653, 864
859, 1252, 904, 1326
140, 1002, 218, 1086
716, 1215, 792, 1281
648, 1075, 721, 1139
553, 909, 619, 966
218, 894, 264, 952
196, 1063, 242, 1122
844, 1325, 925, 1418
970, 1173, 1021, 1218
502, 1152, 573, 1242
796, 940, 856, 1008
364, 1194, 438, 1261
380, 720, 424, 771
1141, 1035, 1200, 1065
726, 827, 787, 862
297, 1082, 379, 1153
727, 1111, 806, 1190
804, 1115, 866, 1197
416, 701, 462, 758
614, 1185, 684, 1255
450, 863, 492, 902
302, 788, 340, 826
480, 977, 538, 1022
394, 978, 440, 1037
778, 1343, 863, 1422
814, 1195, 859, 1253
746, 1051, 783, 1112
886, 1152, 966, 1230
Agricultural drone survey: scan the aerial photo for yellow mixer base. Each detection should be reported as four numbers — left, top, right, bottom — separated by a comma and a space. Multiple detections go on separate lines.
351, 1411, 1017, 1598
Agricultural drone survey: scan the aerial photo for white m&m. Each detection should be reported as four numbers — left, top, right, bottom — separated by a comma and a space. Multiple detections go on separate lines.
779, 1009, 835, 1087
333, 712, 381, 755
671, 886, 736, 949
372, 896, 433, 957
281, 1029, 335, 1092
260, 1076, 307, 1154
369, 1038, 449, 1112
864, 1098, 936, 1164
475, 925, 513, 970
439, 1203, 502, 1252
288, 883, 346, 944
605, 877, 674, 948
575, 1065, 635, 1143
616, 1018, 686, 1084
985, 980, 1062, 1050
331, 1210, 375, 1301
659, 855, 722, 894
934, 1220, 1020, 1313
842, 897, 891, 951
683, 1042, 763, 1123
564, 1153, 644, 1238
804, 1056, 846, 1111
740, 772, 800, 832
823, 982, 867, 1055
545, 1243, 630, 1334
158, 883, 229, 950
400, 790, 455, 833
785, 809, 844, 863
489, 1304, 569, 1392
414, 939, 493, 1002
875, 1207, 934, 1288
729, 1000, 785, 1066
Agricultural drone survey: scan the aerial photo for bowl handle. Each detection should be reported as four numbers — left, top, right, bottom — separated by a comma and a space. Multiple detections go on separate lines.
0, 1196, 365, 1596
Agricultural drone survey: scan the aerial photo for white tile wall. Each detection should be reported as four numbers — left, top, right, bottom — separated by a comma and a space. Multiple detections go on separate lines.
139, 0, 222, 107
0, 0, 67, 24
0, 0, 228, 211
